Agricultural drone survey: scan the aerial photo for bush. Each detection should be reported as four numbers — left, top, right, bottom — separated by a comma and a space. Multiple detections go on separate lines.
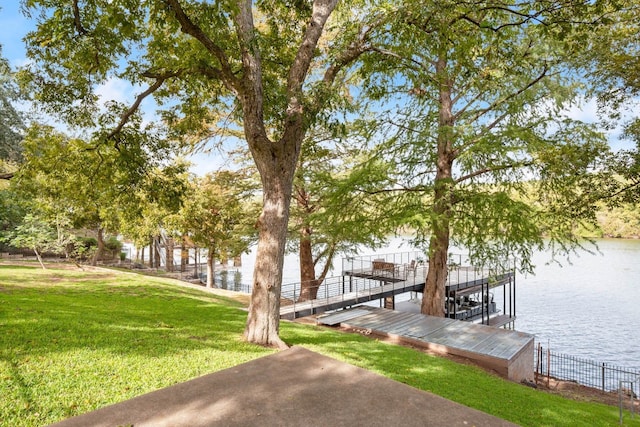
78, 237, 98, 248
105, 236, 123, 253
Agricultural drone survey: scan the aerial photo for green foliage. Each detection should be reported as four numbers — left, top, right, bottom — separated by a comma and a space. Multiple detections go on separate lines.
104, 236, 122, 252
288, 123, 392, 283
350, 1, 614, 274
12, 123, 185, 263
172, 169, 259, 260
596, 204, 640, 238
574, 1, 640, 205
1, 265, 636, 427
0, 214, 56, 253
117, 160, 191, 250
0, 45, 24, 166
77, 237, 98, 248
16, 0, 364, 145
15, 124, 134, 231
0, 186, 25, 238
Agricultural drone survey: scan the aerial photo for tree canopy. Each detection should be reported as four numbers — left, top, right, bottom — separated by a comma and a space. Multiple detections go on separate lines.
0, 45, 24, 179
19, 0, 379, 347
349, 0, 614, 316
174, 169, 259, 288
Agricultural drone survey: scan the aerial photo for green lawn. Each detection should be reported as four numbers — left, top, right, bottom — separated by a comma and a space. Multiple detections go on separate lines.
1, 263, 637, 427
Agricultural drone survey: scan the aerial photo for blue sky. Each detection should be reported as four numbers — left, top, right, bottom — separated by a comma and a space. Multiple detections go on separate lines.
0, 3, 31, 66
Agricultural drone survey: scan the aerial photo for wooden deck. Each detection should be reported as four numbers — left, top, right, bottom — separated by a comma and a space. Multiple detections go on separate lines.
279, 265, 514, 321
317, 307, 534, 382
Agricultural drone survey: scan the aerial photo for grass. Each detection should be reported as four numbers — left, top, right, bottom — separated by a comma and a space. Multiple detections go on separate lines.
1, 263, 638, 427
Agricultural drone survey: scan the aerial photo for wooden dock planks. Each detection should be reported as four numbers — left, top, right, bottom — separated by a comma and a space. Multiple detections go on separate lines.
316, 308, 372, 326
320, 307, 534, 381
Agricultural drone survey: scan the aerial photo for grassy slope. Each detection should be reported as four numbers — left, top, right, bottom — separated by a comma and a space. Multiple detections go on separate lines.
1, 263, 637, 427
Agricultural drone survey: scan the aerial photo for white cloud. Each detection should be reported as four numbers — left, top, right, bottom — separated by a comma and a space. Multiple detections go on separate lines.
564, 97, 599, 123
563, 96, 637, 152
95, 77, 138, 105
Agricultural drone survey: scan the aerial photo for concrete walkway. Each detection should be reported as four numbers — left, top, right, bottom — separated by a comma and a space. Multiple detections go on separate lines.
49, 346, 518, 427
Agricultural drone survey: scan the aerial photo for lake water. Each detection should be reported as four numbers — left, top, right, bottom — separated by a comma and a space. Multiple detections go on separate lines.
226, 237, 640, 370
515, 239, 640, 369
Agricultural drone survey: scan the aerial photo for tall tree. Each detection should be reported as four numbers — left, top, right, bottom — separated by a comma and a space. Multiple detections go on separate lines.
173, 170, 259, 288
576, 1, 640, 205
14, 122, 169, 265
20, 0, 375, 347
291, 125, 390, 301
355, 1, 612, 316
0, 45, 25, 180
118, 160, 191, 268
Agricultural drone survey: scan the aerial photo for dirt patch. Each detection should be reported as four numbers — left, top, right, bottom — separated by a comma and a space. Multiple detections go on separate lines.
535, 376, 639, 409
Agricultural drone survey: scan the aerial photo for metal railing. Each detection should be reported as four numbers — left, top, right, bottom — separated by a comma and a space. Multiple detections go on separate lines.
280, 262, 428, 318
535, 344, 640, 393
341, 251, 425, 277
342, 251, 515, 286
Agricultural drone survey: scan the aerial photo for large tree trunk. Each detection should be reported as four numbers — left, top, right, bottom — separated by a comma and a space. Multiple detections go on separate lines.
166, 237, 174, 272
243, 172, 293, 349
422, 211, 451, 317
206, 247, 215, 288
298, 227, 321, 301
421, 56, 455, 317
156, 236, 162, 268
90, 228, 106, 266
180, 236, 187, 272
148, 236, 154, 267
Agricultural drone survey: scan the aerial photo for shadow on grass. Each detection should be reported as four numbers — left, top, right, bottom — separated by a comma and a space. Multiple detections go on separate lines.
1, 265, 636, 427
2, 284, 256, 359
0, 265, 274, 426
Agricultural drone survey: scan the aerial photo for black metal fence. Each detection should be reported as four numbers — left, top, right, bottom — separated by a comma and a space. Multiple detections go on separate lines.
535, 343, 640, 393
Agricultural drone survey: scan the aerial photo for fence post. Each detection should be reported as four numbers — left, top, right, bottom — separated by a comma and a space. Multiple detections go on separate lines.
547, 346, 551, 387
620, 381, 624, 425
602, 363, 606, 392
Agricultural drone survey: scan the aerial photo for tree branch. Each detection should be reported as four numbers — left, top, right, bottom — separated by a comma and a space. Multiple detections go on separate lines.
72, 0, 88, 36
289, 0, 340, 98
316, 243, 336, 284
233, 0, 271, 161
277, 0, 340, 155
306, 15, 386, 118
455, 161, 533, 184
106, 71, 178, 142
164, 0, 240, 91
597, 179, 640, 202
470, 63, 549, 125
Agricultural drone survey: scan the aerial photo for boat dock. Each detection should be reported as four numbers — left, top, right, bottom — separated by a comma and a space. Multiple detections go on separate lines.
279, 271, 426, 320
317, 306, 535, 382
280, 252, 515, 325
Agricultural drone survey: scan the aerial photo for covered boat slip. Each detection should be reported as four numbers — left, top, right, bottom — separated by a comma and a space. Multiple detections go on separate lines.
280, 251, 516, 324
318, 307, 535, 382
